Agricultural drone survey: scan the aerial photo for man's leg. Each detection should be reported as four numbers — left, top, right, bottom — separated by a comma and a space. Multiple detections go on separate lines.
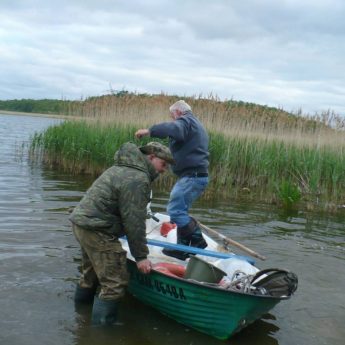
73, 224, 99, 303
167, 177, 190, 228
164, 177, 208, 259
183, 176, 209, 248
73, 226, 128, 325
90, 239, 128, 325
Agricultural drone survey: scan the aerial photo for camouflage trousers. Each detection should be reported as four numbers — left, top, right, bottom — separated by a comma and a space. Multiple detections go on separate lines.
72, 224, 129, 301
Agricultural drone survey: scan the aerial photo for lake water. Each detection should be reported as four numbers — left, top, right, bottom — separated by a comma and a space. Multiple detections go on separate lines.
0, 113, 344, 345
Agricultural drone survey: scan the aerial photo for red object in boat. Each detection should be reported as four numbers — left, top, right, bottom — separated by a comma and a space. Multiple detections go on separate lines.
160, 222, 176, 237
153, 262, 186, 278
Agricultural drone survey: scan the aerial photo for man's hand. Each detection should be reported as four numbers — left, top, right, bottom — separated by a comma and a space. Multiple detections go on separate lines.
135, 129, 150, 139
136, 259, 152, 274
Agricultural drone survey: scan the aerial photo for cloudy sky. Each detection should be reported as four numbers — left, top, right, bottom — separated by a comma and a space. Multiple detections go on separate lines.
1, 0, 344, 115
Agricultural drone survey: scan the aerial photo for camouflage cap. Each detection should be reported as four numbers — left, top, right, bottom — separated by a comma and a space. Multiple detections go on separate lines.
139, 142, 175, 164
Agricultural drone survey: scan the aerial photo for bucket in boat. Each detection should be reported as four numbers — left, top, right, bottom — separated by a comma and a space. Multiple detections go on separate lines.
184, 256, 227, 283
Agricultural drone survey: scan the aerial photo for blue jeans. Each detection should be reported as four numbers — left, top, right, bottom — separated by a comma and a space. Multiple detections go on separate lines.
167, 176, 209, 227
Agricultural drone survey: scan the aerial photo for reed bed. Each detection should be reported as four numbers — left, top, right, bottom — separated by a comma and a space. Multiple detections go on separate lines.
64, 93, 344, 131
31, 93, 345, 211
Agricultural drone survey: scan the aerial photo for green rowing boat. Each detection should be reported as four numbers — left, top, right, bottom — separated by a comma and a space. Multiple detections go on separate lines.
126, 260, 287, 340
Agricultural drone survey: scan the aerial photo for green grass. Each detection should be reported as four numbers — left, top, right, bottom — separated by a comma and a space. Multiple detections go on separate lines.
30, 120, 345, 211
209, 131, 345, 203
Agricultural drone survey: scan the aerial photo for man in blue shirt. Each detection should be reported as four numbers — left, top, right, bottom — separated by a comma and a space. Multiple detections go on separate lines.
135, 100, 209, 260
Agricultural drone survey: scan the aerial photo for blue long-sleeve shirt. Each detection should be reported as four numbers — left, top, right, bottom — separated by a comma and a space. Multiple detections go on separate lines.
149, 111, 209, 177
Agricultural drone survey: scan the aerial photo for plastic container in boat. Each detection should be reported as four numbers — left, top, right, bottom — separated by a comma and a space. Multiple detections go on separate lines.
184, 256, 227, 283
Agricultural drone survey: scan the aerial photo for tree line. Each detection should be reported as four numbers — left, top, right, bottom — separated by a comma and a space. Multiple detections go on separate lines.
0, 99, 71, 114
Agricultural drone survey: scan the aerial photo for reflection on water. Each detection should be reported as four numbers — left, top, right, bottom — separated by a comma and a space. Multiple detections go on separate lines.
72, 295, 282, 345
0, 113, 344, 345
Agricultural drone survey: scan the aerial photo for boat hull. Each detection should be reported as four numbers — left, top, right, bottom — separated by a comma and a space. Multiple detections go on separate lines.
127, 260, 283, 340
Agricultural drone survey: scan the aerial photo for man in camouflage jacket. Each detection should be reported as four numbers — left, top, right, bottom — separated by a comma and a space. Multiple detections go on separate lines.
70, 141, 174, 325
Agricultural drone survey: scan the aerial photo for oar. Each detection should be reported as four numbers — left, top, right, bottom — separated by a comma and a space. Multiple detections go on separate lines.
197, 222, 266, 261
145, 238, 256, 265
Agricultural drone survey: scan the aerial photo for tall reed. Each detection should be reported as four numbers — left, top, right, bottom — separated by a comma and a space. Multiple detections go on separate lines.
32, 109, 345, 211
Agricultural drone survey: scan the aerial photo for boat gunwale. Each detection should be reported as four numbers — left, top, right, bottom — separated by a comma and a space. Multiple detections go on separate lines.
127, 258, 291, 301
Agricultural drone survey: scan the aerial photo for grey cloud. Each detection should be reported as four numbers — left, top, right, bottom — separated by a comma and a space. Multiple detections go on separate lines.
0, 0, 344, 116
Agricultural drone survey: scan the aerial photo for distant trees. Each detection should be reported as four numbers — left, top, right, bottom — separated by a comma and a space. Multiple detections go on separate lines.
0, 99, 71, 114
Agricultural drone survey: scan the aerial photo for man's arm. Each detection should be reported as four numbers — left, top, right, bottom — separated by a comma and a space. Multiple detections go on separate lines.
135, 128, 150, 138
136, 259, 152, 274
118, 179, 152, 274
135, 118, 189, 142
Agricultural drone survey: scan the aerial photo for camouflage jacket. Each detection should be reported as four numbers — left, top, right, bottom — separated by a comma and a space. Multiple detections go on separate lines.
69, 142, 158, 261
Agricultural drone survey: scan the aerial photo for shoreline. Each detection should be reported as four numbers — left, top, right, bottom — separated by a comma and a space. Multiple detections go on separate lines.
0, 110, 72, 119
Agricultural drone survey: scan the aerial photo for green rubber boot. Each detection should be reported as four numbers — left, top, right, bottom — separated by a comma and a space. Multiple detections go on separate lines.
74, 285, 96, 304
91, 297, 118, 325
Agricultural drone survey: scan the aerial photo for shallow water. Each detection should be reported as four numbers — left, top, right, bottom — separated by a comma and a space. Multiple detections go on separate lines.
1, 113, 344, 345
